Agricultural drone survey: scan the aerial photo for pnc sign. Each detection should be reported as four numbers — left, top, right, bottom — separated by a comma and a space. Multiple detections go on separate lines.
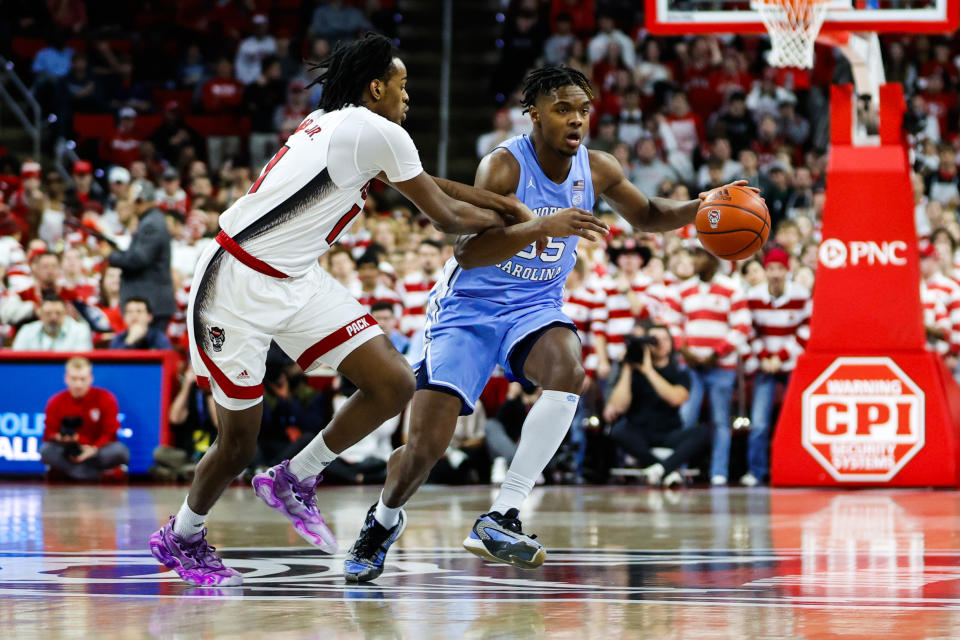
818, 238, 908, 269
801, 357, 925, 482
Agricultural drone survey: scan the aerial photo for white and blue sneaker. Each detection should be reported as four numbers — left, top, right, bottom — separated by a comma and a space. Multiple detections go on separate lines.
462, 508, 545, 569
343, 504, 406, 583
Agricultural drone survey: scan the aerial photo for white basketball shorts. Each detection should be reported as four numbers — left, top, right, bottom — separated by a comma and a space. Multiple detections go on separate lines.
188, 232, 382, 410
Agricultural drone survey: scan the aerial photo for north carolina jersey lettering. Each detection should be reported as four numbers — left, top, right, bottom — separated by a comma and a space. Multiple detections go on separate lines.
217, 106, 423, 278
445, 135, 595, 306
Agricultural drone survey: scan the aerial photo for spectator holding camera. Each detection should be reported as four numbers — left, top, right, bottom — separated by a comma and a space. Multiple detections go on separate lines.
604, 323, 708, 487
109, 297, 173, 350
40, 357, 130, 481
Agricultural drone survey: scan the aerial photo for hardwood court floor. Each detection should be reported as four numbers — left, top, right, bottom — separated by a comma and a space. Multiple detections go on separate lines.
2, 482, 960, 639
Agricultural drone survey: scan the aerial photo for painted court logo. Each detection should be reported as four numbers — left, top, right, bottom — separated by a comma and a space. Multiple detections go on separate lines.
2, 547, 959, 608
208, 326, 226, 352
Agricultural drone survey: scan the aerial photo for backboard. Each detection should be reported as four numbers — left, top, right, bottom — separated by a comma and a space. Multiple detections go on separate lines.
645, 0, 958, 35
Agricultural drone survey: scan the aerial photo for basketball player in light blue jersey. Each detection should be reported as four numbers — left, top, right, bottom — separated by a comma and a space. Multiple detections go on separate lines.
344, 66, 757, 582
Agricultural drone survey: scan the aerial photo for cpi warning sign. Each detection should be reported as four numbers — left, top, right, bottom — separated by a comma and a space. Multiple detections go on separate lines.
801, 357, 925, 482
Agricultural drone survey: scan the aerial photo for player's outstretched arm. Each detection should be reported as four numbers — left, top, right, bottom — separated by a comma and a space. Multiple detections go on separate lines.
453, 148, 606, 269
590, 150, 758, 232
455, 209, 606, 269
431, 176, 535, 225
386, 172, 504, 235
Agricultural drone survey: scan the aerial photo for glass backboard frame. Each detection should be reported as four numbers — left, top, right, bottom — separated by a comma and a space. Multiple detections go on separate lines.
645, 0, 959, 35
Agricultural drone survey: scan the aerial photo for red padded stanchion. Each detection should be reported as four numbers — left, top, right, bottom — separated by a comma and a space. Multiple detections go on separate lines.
771, 83, 960, 486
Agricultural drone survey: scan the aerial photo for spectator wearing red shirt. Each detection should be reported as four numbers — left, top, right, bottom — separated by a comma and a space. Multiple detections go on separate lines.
19, 251, 67, 309
680, 37, 722, 121
920, 73, 957, 137
664, 93, 705, 160
100, 107, 143, 168
708, 55, 752, 109
203, 57, 245, 171
919, 42, 959, 86
550, 0, 594, 36
70, 159, 105, 208
8, 161, 44, 238
40, 357, 130, 481
202, 57, 245, 115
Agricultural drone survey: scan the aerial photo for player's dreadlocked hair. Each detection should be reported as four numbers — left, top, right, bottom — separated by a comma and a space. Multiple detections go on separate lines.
307, 33, 397, 112
520, 65, 595, 114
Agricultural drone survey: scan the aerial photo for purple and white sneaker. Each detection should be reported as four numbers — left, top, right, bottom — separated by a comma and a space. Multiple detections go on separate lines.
252, 460, 337, 553
149, 517, 243, 586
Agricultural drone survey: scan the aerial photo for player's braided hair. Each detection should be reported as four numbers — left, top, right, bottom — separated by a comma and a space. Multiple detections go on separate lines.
308, 33, 397, 112
520, 65, 595, 114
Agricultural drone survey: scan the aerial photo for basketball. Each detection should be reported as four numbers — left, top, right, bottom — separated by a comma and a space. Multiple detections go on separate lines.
696, 185, 770, 261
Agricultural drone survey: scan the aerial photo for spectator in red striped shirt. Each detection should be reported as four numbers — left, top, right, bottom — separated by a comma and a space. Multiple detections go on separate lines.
18, 251, 66, 312
60, 247, 98, 306
920, 243, 956, 357
742, 248, 811, 486
675, 247, 751, 485
351, 251, 402, 318
594, 241, 652, 382
399, 239, 442, 337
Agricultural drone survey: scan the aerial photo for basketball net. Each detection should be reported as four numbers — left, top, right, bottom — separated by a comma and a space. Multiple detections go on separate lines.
755, 0, 831, 68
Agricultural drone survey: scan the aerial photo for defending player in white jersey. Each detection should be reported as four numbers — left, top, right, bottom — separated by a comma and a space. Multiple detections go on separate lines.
149, 34, 537, 587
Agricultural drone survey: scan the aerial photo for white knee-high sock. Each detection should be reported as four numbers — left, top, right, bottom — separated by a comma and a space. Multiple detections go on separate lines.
490, 390, 579, 515
289, 431, 337, 480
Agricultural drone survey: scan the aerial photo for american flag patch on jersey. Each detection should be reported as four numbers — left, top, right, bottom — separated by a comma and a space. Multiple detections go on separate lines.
573, 179, 584, 191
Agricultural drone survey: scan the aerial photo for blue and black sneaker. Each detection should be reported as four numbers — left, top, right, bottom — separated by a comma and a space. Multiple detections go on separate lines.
462, 508, 545, 569
343, 504, 406, 583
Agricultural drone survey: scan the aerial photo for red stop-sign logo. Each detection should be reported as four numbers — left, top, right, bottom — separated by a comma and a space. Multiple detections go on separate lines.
802, 357, 925, 482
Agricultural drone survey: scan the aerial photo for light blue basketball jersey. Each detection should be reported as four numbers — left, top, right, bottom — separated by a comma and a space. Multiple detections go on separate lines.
446, 134, 595, 306
416, 135, 595, 413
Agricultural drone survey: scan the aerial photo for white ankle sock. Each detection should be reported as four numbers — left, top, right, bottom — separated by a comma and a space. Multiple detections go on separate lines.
173, 496, 207, 538
373, 491, 402, 529
490, 390, 578, 514
289, 431, 337, 479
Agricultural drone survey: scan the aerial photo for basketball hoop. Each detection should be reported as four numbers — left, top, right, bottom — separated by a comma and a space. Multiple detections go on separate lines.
755, 0, 831, 68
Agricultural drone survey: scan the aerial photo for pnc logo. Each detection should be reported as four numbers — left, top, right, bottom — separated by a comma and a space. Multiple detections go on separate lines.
818, 238, 908, 269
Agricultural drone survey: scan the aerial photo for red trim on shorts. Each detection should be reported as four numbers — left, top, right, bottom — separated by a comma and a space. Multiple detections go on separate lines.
216, 231, 289, 278
296, 314, 378, 370
196, 347, 263, 400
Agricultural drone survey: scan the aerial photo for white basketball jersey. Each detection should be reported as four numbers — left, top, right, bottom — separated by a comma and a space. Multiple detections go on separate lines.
218, 106, 423, 277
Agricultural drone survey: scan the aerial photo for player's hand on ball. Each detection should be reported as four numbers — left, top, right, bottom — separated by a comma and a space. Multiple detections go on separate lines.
537, 208, 609, 242
698, 180, 761, 201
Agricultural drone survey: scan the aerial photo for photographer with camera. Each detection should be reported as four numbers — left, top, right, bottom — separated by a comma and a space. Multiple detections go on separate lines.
603, 322, 708, 487
40, 357, 130, 481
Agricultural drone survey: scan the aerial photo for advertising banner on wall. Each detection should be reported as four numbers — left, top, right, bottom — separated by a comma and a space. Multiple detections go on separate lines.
0, 352, 176, 475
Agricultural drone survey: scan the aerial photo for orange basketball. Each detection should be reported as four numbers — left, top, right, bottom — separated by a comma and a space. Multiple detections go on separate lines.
696, 185, 770, 261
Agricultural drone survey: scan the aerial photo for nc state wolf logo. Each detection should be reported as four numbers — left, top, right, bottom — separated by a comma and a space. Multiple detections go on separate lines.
708, 209, 721, 229
208, 326, 226, 352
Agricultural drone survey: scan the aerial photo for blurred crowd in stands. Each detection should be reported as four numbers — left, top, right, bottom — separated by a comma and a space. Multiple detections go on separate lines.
0, 0, 958, 486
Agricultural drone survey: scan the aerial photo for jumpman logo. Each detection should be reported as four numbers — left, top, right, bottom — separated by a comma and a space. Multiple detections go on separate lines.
528, 177, 535, 189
